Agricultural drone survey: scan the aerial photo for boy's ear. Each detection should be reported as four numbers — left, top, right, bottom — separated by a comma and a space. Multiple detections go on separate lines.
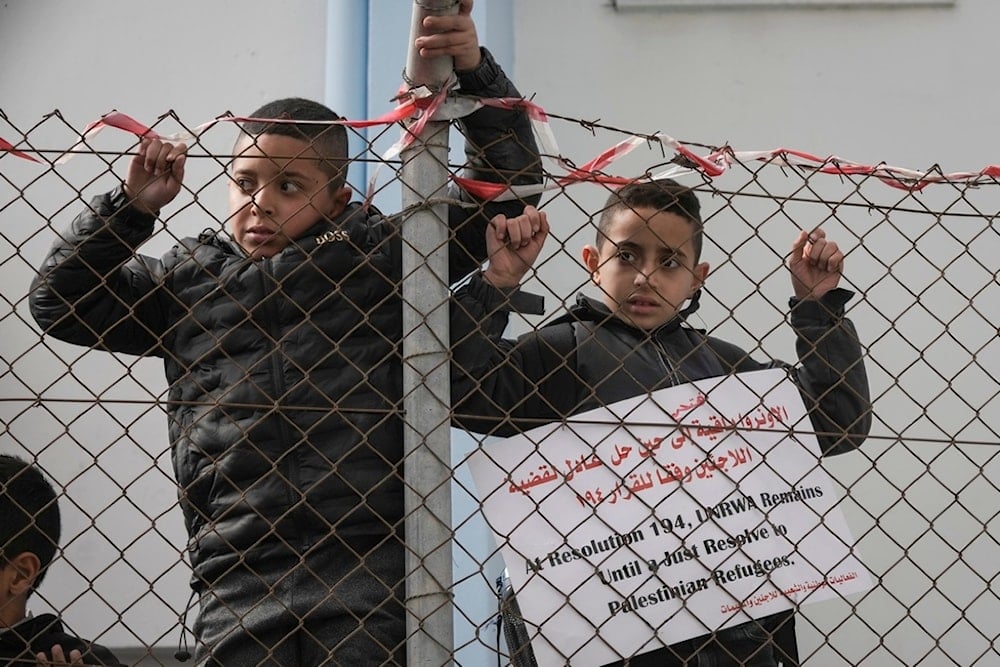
581, 245, 601, 284
4, 552, 41, 597
691, 261, 711, 294
326, 186, 352, 218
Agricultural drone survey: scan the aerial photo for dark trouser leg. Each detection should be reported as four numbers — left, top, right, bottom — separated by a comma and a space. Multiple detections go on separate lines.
192, 538, 406, 666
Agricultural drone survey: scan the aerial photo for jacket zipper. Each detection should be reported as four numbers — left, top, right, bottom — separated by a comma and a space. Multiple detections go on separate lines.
257, 259, 308, 548
652, 329, 682, 388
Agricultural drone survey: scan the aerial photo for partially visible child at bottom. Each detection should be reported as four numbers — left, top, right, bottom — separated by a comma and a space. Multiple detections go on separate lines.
451, 180, 871, 666
0, 454, 123, 667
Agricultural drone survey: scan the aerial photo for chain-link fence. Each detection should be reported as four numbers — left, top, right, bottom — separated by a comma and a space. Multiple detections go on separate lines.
1, 86, 998, 667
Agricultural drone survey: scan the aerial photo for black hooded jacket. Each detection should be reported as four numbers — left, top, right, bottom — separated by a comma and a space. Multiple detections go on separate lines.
0, 614, 123, 666
454, 276, 870, 456
29, 48, 541, 585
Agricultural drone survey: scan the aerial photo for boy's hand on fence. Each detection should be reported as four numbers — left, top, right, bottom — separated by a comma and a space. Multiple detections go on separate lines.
124, 137, 187, 216
35, 644, 86, 666
482, 206, 548, 289
416, 0, 481, 72
789, 228, 843, 300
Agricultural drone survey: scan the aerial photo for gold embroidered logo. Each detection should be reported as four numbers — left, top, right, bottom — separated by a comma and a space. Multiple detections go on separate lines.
316, 229, 349, 246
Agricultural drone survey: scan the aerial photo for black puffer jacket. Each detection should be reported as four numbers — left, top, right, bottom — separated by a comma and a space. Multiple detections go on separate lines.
29, 48, 541, 584
0, 614, 123, 667
454, 277, 871, 456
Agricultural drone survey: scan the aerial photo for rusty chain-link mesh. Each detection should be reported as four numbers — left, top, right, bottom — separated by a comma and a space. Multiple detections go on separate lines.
1, 108, 998, 666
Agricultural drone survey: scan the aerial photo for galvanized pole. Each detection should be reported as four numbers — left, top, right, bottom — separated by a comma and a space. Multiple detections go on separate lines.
401, 1, 459, 665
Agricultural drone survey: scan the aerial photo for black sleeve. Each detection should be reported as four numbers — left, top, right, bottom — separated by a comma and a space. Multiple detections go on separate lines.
788, 288, 872, 456
25, 616, 127, 667
451, 274, 578, 436
29, 188, 172, 357
447, 47, 544, 283
701, 289, 871, 456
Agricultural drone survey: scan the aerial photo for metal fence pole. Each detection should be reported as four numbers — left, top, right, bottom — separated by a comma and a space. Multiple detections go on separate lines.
401, 1, 460, 664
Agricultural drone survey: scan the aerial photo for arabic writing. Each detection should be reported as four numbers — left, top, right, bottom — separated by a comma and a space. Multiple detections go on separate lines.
573, 447, 755, 508
504, 398, 790, 497
718, 571, 861, 614
507, 464, 560, 494
686, 404, 791, 443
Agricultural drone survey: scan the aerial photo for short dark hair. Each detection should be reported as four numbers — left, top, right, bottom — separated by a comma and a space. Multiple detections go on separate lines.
0, 454, 61, 593
235, 97, 349, 192
597, 179, 704, 261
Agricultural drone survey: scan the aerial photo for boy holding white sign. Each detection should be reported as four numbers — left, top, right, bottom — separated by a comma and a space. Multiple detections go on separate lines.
451, 179, 871, 666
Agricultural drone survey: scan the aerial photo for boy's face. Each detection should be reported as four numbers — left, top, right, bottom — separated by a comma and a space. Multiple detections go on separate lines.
582, 206, 709, 331
0, 562, 21, 627
228, 134, 350, 260
0, 553, 37, 627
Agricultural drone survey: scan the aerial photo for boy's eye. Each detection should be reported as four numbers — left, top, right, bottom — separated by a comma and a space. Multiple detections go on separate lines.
280, 181, 301, 194
234, 177, 254, 192
660, 256, 680, 269
617, 250, 637, 264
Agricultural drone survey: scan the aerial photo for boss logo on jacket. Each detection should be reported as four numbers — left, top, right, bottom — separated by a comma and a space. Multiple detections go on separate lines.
316, 228, 350, 245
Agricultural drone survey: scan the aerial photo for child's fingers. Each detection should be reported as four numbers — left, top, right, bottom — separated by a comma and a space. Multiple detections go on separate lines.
513, 207, 545, 248
421, 0, 473, 22
804, 237, 843, 272
142, 139, 163, 173
50, 644, 66, 662
505, 215, 527, 248
157, 142, 186, 175
167, 142, 188, 162
417, 1, 479, 68
36, 643, 71, 666
536, 210, 550, 238
422, 5, 473, 33
487, 214, 510, 252
142, 140, 186, 175
791, 228, 829, 261
815, 242, 844, 273
489, 213, 506, 236
530, 210, 549, 249
421, 3, 476, 40
169, 146, 188, 182
789, 230, 809, 258
490, 208, 548, 252
417, 32, 476, 56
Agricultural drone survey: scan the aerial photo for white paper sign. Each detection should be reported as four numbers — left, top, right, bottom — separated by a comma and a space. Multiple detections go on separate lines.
467, 369, 871, 667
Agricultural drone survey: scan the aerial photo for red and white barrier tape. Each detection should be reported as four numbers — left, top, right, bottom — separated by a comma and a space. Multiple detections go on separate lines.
4, 96, 1000, 199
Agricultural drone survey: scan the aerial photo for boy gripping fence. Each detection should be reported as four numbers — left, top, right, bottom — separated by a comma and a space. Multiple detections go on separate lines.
451, 179, 871, 666
28, 2, 542, 663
